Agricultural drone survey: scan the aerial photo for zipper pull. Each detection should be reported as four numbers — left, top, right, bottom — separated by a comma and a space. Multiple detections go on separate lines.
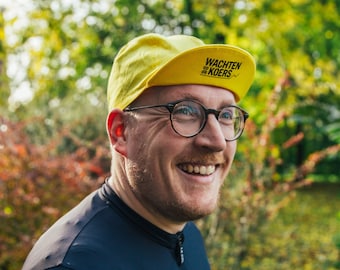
176, 232, 185, 266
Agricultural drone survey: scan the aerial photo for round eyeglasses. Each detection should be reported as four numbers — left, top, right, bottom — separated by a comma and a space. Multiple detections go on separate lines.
124, 99, 249, 141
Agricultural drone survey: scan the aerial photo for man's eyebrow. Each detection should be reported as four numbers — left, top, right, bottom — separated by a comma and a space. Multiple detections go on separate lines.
220, 101, 237, 107
177, 94, 200, 102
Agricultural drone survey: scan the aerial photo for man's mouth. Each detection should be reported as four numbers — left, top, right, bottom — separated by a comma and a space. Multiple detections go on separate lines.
178, 164, 216, 176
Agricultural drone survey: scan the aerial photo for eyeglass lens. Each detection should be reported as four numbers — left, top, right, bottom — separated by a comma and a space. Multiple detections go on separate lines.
170, 101, 245, 141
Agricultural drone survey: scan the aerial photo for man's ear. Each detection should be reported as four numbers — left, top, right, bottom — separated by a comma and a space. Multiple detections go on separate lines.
106, 109, 127, 156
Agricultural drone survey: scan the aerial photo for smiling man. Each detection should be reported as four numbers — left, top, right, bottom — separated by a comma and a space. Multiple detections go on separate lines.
23, 33, 256, 270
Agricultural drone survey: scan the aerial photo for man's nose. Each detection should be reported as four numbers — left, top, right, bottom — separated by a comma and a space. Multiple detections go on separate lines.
194, 114, 226, 151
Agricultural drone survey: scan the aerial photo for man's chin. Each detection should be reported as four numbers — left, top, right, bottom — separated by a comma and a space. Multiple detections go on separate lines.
169, 203, 218, 222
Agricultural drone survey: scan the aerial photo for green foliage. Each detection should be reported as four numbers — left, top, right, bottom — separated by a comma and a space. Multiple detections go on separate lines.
0, 10, 10, 112
202, 184, 340, 270
245, 184, 340, 269
1, 0, 340, 269
197, 76, 340, 269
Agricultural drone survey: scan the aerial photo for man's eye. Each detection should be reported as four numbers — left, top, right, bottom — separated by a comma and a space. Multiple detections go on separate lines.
174, 106, 195, 115
172, 103, 202, 121
220, 110, 233, 120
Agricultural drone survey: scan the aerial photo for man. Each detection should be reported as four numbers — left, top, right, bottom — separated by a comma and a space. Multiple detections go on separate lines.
23, 33, 255, 270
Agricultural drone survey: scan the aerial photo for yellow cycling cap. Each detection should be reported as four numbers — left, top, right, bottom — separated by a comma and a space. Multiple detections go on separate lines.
107, 33, 256, 110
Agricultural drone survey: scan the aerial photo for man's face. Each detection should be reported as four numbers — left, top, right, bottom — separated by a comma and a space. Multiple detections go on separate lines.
124, 85, 237, 223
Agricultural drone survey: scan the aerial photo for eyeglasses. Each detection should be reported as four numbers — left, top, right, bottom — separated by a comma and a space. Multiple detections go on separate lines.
124, 99, 249, 141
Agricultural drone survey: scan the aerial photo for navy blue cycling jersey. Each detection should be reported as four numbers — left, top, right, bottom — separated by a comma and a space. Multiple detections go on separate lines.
22, 180, 210, 270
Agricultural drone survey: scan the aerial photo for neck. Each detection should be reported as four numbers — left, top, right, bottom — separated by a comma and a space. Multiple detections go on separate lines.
107, 175, 186, 234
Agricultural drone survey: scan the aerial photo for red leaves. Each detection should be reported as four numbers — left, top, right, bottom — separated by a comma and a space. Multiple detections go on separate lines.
283, 132, 304, 149
294, 144, 340, 181
0, 116, 110, 186
0, 116, 111, 265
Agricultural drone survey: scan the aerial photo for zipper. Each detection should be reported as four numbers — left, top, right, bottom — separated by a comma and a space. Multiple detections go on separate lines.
175, 232, 185, 266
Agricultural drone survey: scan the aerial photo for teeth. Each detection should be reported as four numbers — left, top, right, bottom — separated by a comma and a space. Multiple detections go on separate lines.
187, 164, 194, 173
180, 164, 216, 175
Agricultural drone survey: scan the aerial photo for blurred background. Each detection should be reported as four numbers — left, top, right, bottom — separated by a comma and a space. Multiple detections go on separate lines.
0, 0, 339, 269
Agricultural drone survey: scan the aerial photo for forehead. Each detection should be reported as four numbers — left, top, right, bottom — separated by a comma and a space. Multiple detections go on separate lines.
133, 85, 236, 106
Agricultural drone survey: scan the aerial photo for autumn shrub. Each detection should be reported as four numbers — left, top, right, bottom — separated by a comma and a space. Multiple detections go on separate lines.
0, 116, 110, 270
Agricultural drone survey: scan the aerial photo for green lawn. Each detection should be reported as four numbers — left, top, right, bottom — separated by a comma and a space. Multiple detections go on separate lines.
247, 183, 340, 270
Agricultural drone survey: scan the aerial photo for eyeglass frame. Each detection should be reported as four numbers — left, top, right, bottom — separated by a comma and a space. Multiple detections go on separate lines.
124, 99, 249, 141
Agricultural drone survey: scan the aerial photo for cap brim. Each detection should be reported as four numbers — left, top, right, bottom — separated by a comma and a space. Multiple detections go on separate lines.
146, 45, 256, 101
